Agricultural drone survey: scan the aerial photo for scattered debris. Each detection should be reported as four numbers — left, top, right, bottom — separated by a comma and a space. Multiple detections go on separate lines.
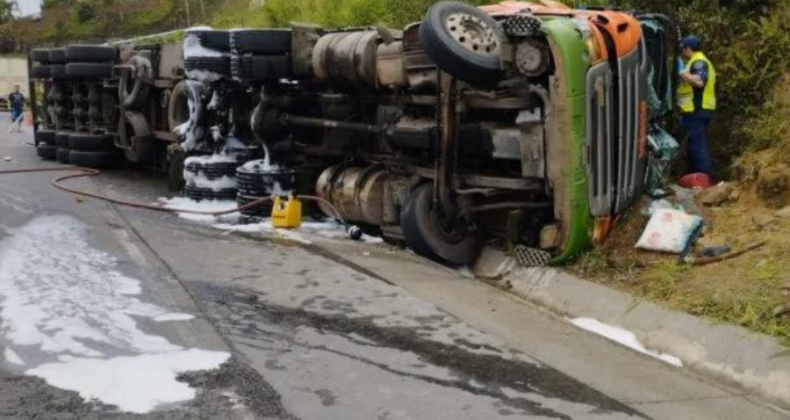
688, 241, 767, 266
642, 199, 681, 216
636, 209, 704, 254
696, 244, 731, 258
539, 224, 560, 250
697, 182, 735, 206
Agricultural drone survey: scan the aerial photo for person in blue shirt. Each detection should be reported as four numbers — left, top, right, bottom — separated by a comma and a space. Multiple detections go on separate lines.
7, 85, 25, 132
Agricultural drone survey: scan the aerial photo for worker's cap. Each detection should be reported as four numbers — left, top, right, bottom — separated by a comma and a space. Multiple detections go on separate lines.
681, 35, 702, 51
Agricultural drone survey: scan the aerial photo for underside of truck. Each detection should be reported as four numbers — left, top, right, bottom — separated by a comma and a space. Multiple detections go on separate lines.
27, 1, 677, 267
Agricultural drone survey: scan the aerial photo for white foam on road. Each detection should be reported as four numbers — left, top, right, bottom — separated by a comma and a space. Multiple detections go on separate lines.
159, 197, 239, 222
4, 347, 24, 365
0, 215, 229, 413
28, 350, 229, 414
153, 313, 196, 322
159, 196, 383, 244
570, 318, 683, 367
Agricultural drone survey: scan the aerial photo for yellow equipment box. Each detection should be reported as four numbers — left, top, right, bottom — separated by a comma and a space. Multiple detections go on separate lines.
271, 196, 302, 229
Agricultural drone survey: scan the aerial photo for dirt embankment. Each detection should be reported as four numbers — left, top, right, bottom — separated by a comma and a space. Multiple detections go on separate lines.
572, 157, 790, 344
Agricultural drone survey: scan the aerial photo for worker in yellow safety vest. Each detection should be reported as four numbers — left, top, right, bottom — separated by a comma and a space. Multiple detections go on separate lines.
676, 35, 716, 175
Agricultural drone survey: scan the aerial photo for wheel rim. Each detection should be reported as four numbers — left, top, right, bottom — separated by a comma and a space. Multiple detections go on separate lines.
445, 12, 500, 55
429, 203, 472, 246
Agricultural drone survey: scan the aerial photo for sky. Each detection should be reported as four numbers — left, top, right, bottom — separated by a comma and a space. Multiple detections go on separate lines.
15, 0, 41, 17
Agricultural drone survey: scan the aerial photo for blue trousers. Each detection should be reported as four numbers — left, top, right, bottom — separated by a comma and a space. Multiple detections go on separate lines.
10, 108, 23, 124
681, 114, 713, 175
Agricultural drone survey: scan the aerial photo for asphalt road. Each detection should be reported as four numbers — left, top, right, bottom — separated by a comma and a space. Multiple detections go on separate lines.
0, 117, 787, 419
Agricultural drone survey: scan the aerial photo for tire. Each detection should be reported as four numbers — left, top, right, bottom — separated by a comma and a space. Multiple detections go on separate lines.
69, 133, 116, 152
186, 30, 231, 53
419, 1, 504, 85
237, 193, 274, 218
55, 132, 72, 148
168, 148, 187, 192
185, 160, 239, 180
48, 48, 67, 64
168, 80, 192, 132
37, 145, 57, 160
121, 111, 154, 163
400, 183, 482, 266
30, 49, 50, 64
185, 57, 231, 78
69, 151, 118, 168
56, 148, 71, 164
35, 129, 57, 146
50, 64, 68, 81
65, 63, 114, 79
231, 55, 292, 81
230, 29, 292, 54
236, 164, 296, 196
65, 45, 116, 63
169, 80, 206, 139
184, 185, 238, 201
119, 55, 153, 109
31, 65, 50, 79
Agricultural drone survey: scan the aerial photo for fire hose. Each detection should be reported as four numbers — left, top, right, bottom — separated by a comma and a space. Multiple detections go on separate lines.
0, 113, 25, 142
0, 166, 362, 240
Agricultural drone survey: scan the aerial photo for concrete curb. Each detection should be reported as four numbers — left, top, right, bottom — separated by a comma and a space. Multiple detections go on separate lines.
474, 248, 790, 409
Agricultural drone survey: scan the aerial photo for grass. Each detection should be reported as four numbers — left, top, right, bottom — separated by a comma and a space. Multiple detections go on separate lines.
572, 193, 790, 345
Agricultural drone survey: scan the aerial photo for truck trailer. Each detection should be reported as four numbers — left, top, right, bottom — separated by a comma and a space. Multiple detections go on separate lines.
26, 1, 678, 266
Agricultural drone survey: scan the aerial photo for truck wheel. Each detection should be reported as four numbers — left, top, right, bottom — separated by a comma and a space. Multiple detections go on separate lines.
56, 148, 71, 164
168, 148, 187, 192
31, 65, 51, 79
400, 183, 482, 266
65, 45, 116, 63
30, 49, 51, 64
230, 29, 292, 54
37, 145, 57, 160
185, 160, 239, 180
65, 63, 113, 79
187, 30, 231, 53
50, 65, 68, 81
55, 132, 72, 148
48, 48, 67, 64
231, 55, 292, 81
69, 151, 118, 168
419, 1, 503, 85
185, 57, 232, 78
121, 111, 155, 164
168, 80, 208, 139
184, 185, 238, 201
69, 133, 116, 152
35, 129, 57, 146
120, 55, 153, 110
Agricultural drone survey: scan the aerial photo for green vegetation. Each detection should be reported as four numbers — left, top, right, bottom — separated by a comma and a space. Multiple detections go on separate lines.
0, 0, 18, 24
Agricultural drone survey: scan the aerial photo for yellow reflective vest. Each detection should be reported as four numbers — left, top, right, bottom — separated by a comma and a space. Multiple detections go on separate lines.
677, 51, 716, 114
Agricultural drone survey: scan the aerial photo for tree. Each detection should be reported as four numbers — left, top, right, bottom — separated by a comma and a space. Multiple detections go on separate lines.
76, 2, 95, 22
42, 0, 76, 11
0, 0, 19, 24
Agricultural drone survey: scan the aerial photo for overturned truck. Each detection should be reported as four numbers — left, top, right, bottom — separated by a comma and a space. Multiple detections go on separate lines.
27, 1, 677, 266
